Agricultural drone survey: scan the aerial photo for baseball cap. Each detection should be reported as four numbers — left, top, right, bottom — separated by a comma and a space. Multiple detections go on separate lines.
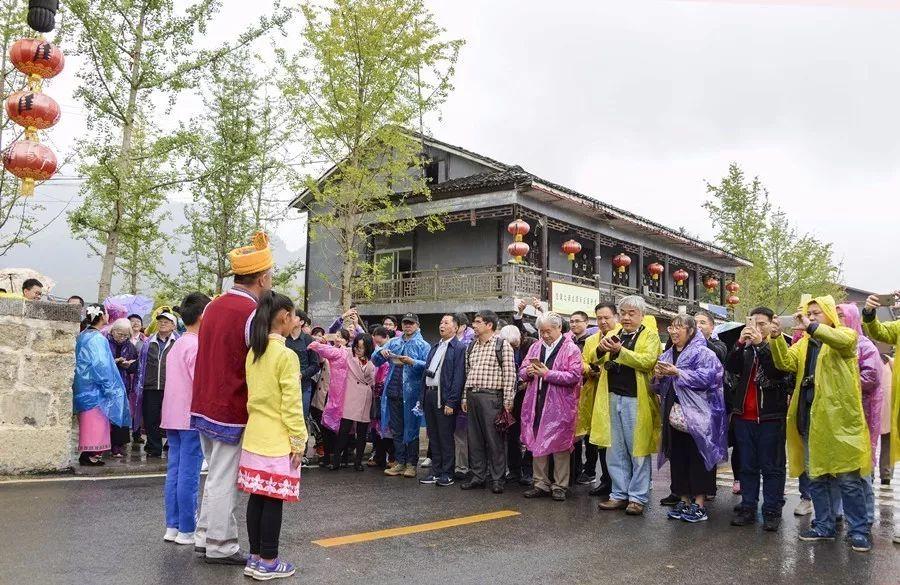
400, 313, 419, 324
156, 312, 178, 325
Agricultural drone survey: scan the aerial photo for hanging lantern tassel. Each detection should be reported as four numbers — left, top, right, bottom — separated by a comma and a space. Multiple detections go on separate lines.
508, 241, 530, 264
648, 262, 664, 281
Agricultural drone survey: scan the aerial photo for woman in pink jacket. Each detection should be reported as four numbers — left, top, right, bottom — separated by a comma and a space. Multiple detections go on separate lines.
517, 313, 583, 502
309, 333, 375, 471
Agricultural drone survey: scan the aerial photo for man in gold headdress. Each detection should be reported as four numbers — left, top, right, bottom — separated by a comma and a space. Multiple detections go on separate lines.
191, 232, 274, 564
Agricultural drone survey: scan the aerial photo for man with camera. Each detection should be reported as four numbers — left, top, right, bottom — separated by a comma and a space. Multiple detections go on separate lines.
589, 296, 662, 516
726, 307, 793, 532
770, 295, 872, 552
862, 292, 900, 545
418, 314, 467, 487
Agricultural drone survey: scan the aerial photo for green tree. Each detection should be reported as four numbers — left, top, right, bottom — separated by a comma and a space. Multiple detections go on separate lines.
704, 163, 843, 316
283, 0, 463, 311
176, 52, 300, 295
0, 0, 59, 257
65, 0, 287, 301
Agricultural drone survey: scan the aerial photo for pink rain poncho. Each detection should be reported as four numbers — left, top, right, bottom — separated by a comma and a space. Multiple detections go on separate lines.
838, 303, 884, 466
653, 330, 728, 471
308, 341, 350, 433
518, 334, 583, 458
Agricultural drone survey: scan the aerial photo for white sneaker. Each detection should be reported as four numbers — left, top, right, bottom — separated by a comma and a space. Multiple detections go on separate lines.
794, 499, 813, 517
174, 532, 195, 545
420, 457, 432, 468
201, 459, 209, 472
163, 527, 178, 542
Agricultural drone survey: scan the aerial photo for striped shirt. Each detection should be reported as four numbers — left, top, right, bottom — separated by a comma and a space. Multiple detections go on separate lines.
464, 335, 516, 404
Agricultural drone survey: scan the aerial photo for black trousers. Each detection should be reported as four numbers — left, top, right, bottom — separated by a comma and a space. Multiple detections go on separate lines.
142, 389, 163, 456
110, 424, 130, 448
467, 390, 506, 484
246, 494, 283, 559
670, 428, 716, 497
334, 418, 368, 467
507, 388, 532, 479
373, 437, 395, 466
423, 387, 457, 479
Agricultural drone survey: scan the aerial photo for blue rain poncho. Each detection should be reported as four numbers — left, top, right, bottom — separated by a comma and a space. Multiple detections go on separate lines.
73, 328, 130, 427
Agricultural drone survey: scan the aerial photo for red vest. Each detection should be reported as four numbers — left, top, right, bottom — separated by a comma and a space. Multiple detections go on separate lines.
190, 288, 256, 427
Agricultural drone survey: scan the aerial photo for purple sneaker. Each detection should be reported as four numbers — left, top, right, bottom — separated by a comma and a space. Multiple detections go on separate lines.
244, 555, 260, 577
253, 558, 296, 581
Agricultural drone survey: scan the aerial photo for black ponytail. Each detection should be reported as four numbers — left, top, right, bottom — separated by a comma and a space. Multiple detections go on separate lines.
250, 292, 295, 363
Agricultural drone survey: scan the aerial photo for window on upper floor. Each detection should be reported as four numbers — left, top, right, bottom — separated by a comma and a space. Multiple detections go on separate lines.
424, 159, 444, 184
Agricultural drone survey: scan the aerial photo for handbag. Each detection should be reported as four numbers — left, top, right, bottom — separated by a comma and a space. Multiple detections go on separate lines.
668, 402, 688, 433
493, 407, 516, 434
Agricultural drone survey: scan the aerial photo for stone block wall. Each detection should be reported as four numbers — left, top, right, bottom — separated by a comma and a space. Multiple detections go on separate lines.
0, 298, 81, 474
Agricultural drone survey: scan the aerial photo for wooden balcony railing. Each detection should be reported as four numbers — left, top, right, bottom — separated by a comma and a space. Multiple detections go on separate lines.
367, 264, 543, 304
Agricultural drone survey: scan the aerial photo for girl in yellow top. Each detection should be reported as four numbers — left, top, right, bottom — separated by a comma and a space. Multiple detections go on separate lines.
237, 292, 307, 581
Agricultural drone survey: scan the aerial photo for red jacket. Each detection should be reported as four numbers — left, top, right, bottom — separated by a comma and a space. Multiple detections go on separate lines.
190, 288, 257, 442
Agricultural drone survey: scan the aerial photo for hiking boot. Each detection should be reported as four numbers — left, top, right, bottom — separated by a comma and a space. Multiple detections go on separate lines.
625, 502, 645, 516
523, 487, 550, 499
598, 498, 628, 511
730, 508, 756, 526
762, 514, 782, 532
402, 464, 417, 478
384, 463, 405, 477
551, 488, 567, 502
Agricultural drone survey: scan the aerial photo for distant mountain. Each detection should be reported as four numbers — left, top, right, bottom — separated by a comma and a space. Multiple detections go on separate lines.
1, 182, 306, 301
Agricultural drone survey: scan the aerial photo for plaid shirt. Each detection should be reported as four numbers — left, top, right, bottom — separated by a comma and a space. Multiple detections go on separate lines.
464, 335, 516, 404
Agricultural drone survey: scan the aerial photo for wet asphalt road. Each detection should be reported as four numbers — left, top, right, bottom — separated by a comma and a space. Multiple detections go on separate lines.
1, 467, 898, 585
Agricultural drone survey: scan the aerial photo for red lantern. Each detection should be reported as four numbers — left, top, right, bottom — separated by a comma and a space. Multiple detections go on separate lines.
612, 253, 631, 274
508, 241, 530, 264
3, 140, 57, 195
673, 269, 689, 286
704, 276, 720, 293
5, 92, 60, 137
562, 239, 582, 261
10, 38, 64, 90
507, 218, 530, 242
648, 262, 664, 280
727, 295, 740, 306
726, 281, 740, 294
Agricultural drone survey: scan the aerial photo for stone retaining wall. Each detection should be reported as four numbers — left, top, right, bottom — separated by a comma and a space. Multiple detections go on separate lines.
0, 298, 81, 474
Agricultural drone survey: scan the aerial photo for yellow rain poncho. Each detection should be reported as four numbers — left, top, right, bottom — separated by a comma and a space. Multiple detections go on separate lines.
770, 295, 871, 479
862, 314, 900, 466
585, 316, 661, 457
576, 332, 602, 437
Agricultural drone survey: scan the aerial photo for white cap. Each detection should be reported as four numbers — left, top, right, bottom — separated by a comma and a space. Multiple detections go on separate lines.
156, 312, 177, 325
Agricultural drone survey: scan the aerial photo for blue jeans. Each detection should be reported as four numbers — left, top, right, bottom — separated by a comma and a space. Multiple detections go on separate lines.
608, 393, 651, 505
809, 471, 869, 538
388, 396, 418, 466
733, 418, 786, 516
800, 434, 842, 516
864, 474, 875, 525
165, 429, 204, 533
302, 386, 312, 422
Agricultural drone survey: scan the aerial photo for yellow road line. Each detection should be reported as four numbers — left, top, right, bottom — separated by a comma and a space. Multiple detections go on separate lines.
312, 510, 521, 547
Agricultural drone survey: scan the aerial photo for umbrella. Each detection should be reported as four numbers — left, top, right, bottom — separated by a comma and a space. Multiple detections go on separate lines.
104, 294, 154, 321
714, 322, 745, 350
0, 267, 55, 295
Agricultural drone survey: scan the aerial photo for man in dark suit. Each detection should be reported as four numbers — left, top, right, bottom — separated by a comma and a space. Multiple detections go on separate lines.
418, 314, 467, 487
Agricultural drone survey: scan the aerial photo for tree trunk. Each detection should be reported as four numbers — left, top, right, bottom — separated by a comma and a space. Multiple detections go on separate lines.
96, 8, 146, 301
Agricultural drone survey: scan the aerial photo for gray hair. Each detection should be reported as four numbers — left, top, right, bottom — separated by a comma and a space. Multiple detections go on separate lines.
536, 312, 563, 330
671, 314, 697, 333
109, 318, 132, 335
617, 295, 647, 315
499, 324, 521, 345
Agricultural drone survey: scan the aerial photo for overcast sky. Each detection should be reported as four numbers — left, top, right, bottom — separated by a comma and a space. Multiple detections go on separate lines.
4, 0, 899, 297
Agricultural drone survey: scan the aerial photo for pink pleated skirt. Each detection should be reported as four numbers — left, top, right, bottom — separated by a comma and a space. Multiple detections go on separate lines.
237, 450, 301, 502
78, 407, 111, 452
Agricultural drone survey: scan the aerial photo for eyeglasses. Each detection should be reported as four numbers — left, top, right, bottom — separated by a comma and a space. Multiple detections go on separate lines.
667, 324, 688, 332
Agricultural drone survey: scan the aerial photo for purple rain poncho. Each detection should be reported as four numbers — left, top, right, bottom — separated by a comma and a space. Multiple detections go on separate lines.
107, 333, 140, 432
653, 331, 728, 472
518, 335, 583, 458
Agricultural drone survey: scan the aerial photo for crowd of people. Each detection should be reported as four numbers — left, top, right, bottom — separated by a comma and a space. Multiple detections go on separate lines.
58, 230, 900, 579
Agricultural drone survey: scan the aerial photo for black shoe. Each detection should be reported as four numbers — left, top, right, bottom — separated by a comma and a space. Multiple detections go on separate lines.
659, 493, 680, 507
730, 509, 757, 527
454, 470, 470, 481
354, 463, 365, 472
327, 463, 340, 471
460, 480, 484, 490
551, 488, 567, 502
204, 550, 249, 565
519, 475, 533, 486
576, 472, 596, 485
590, 482, 612, 497
194, 546, 206, 556
491, 482, 505, 494
762, 514, 782, 532
881, 478, 891, 486
523, 487, 550, 499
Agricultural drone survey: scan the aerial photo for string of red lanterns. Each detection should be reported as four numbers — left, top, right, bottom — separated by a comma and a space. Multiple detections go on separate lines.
613, 253, 631, 273
3, 36, 64, 196
507, 218, 530, 263
672, 268, 689, 287
648, 262, 664, 280
726, 281, 740, 306
562, 238, 581, 261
